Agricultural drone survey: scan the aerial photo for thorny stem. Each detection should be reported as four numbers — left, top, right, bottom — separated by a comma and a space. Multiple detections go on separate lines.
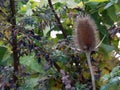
86, 52, 96, 90
48, 0, 67, 38
10, 0, 19, 88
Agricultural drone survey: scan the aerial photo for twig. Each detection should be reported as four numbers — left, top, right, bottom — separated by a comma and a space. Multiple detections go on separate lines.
48, 0, 67, 38
95, 34, 106, 49
53, 62, 61, 72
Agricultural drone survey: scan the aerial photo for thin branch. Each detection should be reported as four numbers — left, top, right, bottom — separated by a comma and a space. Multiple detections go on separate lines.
53, 62, 61, 72
48, 0, 67, 38
95, 34, 106, 49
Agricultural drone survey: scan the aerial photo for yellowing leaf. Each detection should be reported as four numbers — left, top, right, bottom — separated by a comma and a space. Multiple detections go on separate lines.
77, 2, 84, 8
65, 18, 71, 25
20, 5, 28, 13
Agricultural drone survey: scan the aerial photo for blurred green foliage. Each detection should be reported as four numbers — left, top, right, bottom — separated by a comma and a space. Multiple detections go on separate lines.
0, 0, 120, 89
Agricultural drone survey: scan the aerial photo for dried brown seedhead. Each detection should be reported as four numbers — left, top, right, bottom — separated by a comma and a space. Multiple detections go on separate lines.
74, 15, 99, 52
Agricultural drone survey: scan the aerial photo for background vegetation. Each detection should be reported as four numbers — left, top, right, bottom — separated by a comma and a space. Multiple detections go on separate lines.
0, 0, 120, 90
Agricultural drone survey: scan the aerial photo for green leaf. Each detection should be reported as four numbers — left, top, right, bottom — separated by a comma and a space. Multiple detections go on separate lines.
115, 4, 120, 13
75, 82, 86, 90
101, 67, 120, 90
39, 0, 48, 7
109, 77, 120, 84
91, 12, 110, 44
0, 46, 9, 65
110, 66, 120, 77
104, 2, 113, 9
111, 66, 120, 73
0, 46, 7, 60
51, 50, 68, 63
107, 6, 118, 22
43, 26, 51, 37
20, 54, 44, 73
74, 0, 81, 3
100, 82, 119, 90
100, 84, 108, 90
26, 8, 33, 16
101, 10, 114, 25
54, 2, 64, 10
53, 0, 77, 8
19, 77, 39, 90
100, 44, 115, 53
101, 74, 110, 81
30, 1, 38, 8
110, 0, 118, 4
102, 77, 120, 90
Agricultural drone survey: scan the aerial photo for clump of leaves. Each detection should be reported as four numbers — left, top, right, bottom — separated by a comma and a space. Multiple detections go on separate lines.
0, 66, 14, 90
100, 66, 120, 90
75, 82, 87, 90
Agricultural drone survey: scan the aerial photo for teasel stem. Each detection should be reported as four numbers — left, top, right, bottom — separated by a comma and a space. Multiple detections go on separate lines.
86, 51, 96, 90
74, 15, 98, 90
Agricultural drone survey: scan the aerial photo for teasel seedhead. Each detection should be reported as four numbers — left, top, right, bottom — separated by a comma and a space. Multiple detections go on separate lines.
74, 15, 99, 52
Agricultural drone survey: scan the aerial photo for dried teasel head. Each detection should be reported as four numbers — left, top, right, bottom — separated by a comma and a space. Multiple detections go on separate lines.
74, 15, 99, 52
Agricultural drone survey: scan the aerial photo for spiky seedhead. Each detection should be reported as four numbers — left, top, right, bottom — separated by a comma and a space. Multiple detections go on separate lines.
74, 15, 99, 52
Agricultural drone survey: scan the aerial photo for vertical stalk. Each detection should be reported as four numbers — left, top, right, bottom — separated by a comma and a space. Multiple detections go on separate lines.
10, 0, 19, 88
86, 52, 96, 90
